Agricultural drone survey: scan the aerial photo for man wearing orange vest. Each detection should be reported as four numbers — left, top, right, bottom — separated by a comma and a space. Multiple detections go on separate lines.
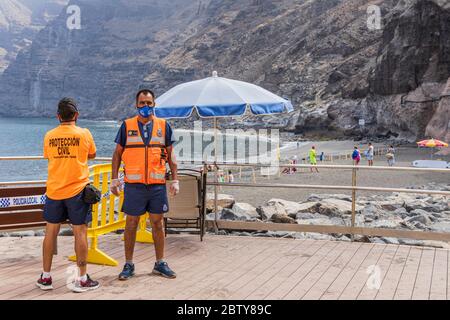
110, 89, 179, 280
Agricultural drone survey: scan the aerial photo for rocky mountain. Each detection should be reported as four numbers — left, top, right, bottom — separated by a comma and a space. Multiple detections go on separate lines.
0, 0, 448, 143
0, 0, 68, 73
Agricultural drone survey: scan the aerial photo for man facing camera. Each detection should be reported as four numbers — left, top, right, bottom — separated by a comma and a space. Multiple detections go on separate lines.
111, 89, 179, 280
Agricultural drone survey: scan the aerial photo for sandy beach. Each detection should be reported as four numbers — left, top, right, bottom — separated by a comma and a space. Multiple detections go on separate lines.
209, 141, 450, 207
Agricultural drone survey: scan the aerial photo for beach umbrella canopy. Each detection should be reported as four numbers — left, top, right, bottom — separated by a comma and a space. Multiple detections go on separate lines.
416, 138, 448, 148
154, 71, 293, 118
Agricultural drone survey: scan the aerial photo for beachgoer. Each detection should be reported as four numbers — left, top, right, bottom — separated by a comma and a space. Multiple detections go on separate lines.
319, 152, 324, 162
309, 146, 319, 173
282, 160, 294, 174
352, 146, 361, 166
366, 142, 374, 166
386, 145, 395, 166
111, 89, 179, 280
218, 170, 225, 183
37, 98, 99, 293
228, 170, 234, 183
291, 155, 298, 173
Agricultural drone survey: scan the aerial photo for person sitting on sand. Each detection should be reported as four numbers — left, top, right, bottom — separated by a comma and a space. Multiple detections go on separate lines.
309, 146, 319, 173
282, 160, 295, 174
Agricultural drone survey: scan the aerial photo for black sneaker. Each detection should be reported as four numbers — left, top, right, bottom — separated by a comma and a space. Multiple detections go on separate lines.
152, 261, 176, 279
72, 274, 100, 293
118, 262, 135, 280
36, 274, 53, 290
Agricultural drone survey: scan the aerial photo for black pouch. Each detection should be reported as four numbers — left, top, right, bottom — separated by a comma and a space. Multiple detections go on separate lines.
83, 184, 102, 204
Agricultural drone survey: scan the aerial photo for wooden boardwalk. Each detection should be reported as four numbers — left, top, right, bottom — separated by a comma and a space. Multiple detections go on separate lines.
0, 234, 449, 300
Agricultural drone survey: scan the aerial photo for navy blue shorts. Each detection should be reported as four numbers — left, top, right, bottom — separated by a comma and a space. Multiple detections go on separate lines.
43, 190, 92, 225
122, 183, 169, 216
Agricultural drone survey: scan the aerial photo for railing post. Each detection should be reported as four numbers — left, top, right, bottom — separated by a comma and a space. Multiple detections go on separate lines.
351, 166, 357, 242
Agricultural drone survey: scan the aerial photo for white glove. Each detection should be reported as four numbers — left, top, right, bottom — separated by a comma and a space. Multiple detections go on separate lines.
110, 178, 122, 196
168, 180, 180, 196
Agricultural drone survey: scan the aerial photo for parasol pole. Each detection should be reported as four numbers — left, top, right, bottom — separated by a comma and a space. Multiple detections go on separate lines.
213, 116, 219, 234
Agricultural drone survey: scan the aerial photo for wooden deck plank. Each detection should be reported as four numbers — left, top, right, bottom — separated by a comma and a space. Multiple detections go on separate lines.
0, 236, 125, 282
243, 240, 321, 300
337, 243, 387, 300
5, 235, 185, 300
284, 241, 352, 300
73, 237, 256, 299
261, 240, 328, 300
393, 247, 423, 300
32, 235, 210, 300
429, 249, 448, 300
374, 246, 410, 300
36, 234, 207, 299
170, 237, 296, 300
141, 237, 266, 300
188, 239, 310, 300
0, 236, 125, 298
320, 243, 376, 300
1, 235, 449, 300
412, 248, 435, 300
357, 244, 399, 300
265, 241, 338, 300
301, 242, 362, 300
2, 237, 158, 299
220, 240, 306, 300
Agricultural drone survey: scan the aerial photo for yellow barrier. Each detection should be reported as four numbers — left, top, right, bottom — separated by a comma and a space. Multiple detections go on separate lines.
69, 163, 153, 266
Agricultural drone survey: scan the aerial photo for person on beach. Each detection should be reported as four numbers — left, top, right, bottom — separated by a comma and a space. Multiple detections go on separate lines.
352, 146, 361, 166
110, 89, 179, 280
386, 145, 395, 167
291, 155, 298, 173
319, 152, 324, 162
366, 142, 374, 166
37, 98, 99, 293
309, 146, 319, 173
227, 170, 234, 183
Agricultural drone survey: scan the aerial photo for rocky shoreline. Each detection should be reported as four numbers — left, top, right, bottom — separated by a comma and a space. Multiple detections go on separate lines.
2, 183, 449, 249
204, 183, 450, 248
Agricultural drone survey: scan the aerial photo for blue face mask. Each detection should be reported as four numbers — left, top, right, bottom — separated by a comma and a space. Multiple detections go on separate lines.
137, 105, 154, 118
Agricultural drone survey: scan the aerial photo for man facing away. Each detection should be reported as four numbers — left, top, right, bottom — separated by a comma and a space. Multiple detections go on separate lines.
110, 89, 179, 280
37, 98, 99, 293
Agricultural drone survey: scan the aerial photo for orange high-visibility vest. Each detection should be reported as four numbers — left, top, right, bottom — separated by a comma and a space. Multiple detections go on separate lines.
122, 116, 167, 184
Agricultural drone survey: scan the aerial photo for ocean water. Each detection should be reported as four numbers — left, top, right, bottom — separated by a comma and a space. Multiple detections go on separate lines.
0, 117, 288, 182
0, 117, 121, 182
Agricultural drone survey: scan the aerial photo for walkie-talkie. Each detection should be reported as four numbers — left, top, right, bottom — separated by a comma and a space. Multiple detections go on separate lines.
160, 147, 167, 165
